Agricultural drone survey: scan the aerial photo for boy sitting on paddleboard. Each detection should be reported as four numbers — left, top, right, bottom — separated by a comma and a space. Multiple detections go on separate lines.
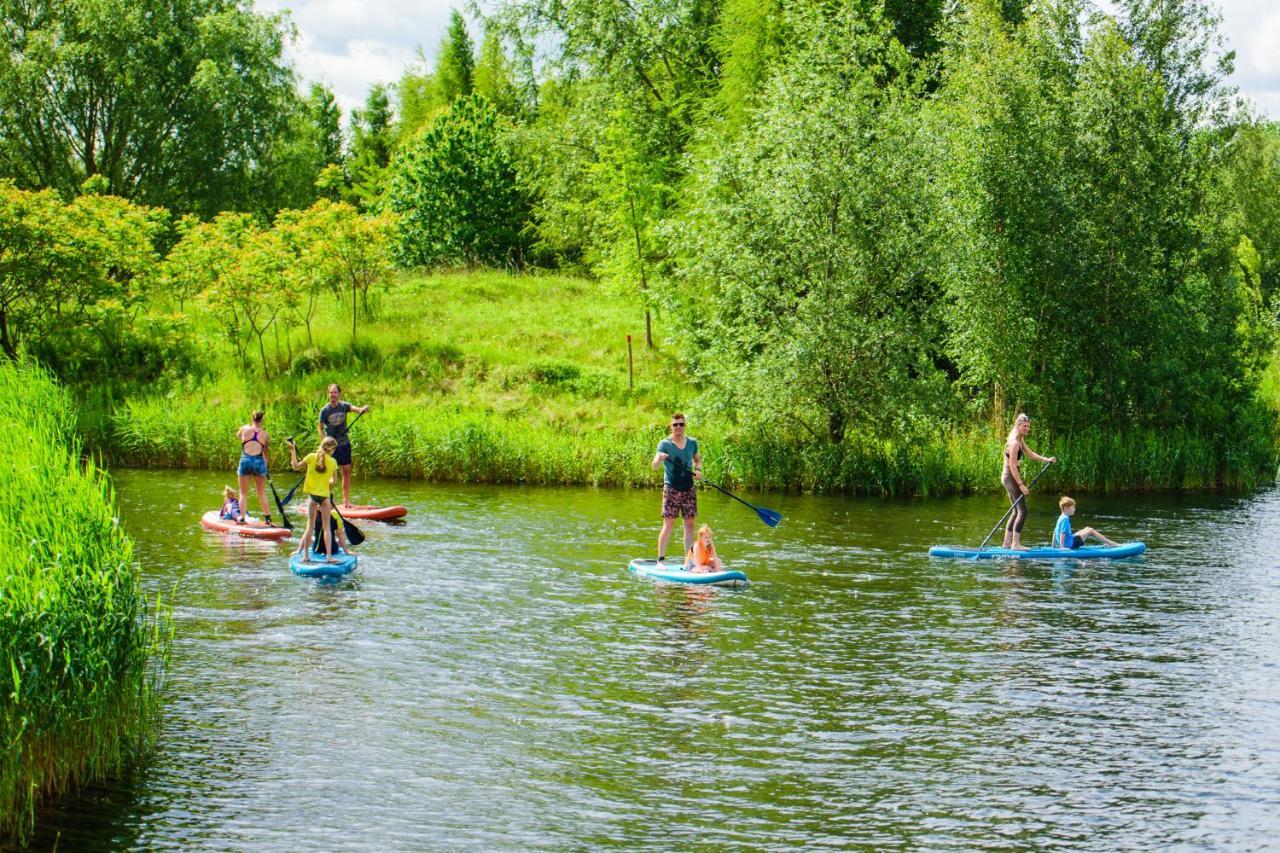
685, 524, 724, 573
1053, 496, 1118, 550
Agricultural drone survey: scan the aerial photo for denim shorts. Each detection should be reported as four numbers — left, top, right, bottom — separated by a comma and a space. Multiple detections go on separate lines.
237, 454, 267, 477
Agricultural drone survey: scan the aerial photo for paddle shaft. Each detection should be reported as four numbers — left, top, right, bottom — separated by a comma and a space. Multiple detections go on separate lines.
266, 474, 294, 530
977, 459, 1053, 550
284, 408, 368, 505
665, 455, 781, 525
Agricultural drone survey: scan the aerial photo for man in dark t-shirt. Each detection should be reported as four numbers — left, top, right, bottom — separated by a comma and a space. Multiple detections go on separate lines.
317, 382, 370, 507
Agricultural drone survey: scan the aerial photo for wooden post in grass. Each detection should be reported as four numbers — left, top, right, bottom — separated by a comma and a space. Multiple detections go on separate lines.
627, 334, 634, 390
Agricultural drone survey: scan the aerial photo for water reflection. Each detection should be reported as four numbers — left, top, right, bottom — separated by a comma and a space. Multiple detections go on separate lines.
23, 472, 1280, 849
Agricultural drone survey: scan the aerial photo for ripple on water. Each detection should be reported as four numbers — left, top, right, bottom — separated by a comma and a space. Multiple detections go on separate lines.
23, 475, 1280, 849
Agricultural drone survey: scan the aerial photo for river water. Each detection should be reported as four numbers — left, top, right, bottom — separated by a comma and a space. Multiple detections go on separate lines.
27, 469, 1280, 849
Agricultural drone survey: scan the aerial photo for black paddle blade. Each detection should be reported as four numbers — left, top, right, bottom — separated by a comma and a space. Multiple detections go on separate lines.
755, 506, 783, 527
343, 517, 365, 546
331, 507, 365, 547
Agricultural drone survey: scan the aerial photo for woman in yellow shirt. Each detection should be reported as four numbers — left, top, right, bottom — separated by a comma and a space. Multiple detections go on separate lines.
287, 435, 344, 562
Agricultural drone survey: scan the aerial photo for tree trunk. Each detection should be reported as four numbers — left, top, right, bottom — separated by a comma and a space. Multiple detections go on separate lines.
257, 329, 270, 379
0, 307, 15, 359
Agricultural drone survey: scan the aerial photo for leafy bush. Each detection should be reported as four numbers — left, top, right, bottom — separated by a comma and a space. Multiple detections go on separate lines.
386, 94, 530, 268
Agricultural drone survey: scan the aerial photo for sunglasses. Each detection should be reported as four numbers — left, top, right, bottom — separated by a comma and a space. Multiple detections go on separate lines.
671, 422, 686, 427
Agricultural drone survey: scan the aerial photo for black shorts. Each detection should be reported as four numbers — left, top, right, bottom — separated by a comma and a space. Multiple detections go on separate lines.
308, 494, 330, 506
333, 442, 352, 466
1069, 534, 1083, 549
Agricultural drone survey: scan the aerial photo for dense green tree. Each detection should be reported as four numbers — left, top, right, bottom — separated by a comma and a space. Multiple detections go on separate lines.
308, 84, 345, 169
256, 83, 345, 212
345, 84, 395, 209
0, 0, 298, 217
396, 51, 444, 140
711, 0, 785, 129
386, 94, 528, 268
438, 9, 475, 105
1220, 122, 1280, 300
883, 0, 945, 57
473, 28, 521, 117
674, 4, 945, 442
935, 0, 1260, 431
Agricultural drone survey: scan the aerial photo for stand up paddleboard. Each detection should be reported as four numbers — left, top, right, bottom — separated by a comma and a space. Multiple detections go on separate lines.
628, 558, 749, 588
928, 542, 1146, 560
200, 510, 291, 540
289, 546, 358, 578
291, 503, 407, 521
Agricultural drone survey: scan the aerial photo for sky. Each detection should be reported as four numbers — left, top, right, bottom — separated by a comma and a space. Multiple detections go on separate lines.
254, 0, 1280, 120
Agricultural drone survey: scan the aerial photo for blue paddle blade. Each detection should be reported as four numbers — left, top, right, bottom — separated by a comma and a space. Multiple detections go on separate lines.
756, 507, 782, 527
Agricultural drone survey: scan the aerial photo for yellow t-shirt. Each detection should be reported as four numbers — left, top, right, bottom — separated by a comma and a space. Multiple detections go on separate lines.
302, 452, 335, 497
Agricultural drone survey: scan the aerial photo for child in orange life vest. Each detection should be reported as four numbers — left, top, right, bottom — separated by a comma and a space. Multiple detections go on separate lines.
685, 524, 724, 572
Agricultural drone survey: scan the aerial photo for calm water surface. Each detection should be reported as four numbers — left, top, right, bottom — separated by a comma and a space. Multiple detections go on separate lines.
29, 470, 1280, 849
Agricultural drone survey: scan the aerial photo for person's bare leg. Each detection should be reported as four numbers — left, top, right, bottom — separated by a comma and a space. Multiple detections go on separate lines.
321, 500, 336, 561
1003, 516, 1014, 549
341, 464, 353, 508
254, 475, 269, 520
658, 517, 675, 561
237, 474, 251, 522
1080, 526, 1118, 547
297, 502, 317, 556
683, 516, 697, 559
1010, 531, 1028, 551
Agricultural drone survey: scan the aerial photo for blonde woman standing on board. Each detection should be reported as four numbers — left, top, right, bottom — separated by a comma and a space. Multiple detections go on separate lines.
1001, 413, 1055, 550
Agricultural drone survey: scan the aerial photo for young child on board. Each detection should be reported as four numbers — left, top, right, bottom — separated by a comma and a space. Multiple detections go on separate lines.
685, 524, 724, 573
1053, 496, 1118, 550
220, 485, 242, 522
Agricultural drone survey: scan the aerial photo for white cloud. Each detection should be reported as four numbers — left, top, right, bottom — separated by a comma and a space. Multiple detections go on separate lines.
1246, 13, 1280, 75
255, 0, 459, 115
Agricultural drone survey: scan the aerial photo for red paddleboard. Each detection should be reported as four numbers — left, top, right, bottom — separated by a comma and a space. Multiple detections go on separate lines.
200, 510, 292, 540
290, 503, 408, 521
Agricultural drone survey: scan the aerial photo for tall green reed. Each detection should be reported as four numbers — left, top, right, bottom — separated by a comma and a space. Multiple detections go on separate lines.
98, 390, 1279, 495
0, 362, 170, 843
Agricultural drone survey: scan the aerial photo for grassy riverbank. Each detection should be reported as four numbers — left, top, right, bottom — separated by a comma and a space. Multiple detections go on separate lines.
0, 363, 169, 842
94, 270, 1277, 495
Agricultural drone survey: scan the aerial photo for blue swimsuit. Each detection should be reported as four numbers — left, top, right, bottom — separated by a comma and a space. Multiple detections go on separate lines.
238, 429, 267, 477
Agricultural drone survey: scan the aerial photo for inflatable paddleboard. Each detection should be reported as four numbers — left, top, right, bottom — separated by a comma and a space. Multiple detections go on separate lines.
200, 510, 291, 540
928, 541, 1146, 560
291, 503, 407, 521
628, 558, 749, 588
289, 546, 358, 578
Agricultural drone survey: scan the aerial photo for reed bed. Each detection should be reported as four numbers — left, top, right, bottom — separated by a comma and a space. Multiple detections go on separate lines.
103, 391, 1277, 494
0, 362, 169, 842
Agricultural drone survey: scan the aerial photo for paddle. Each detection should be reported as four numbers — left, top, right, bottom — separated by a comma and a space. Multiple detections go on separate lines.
266, 473, 294, 530
330, 503, 365, 547
976, 459, 1053, 551
284, 436, 365, 548
281, 408, 369, 507
667, 455, 782, 527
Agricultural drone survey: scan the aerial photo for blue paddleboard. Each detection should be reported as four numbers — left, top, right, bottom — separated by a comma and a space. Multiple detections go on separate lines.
290, 546, 358, 577
628, 558, 749, 588
928, 541, 1146, 560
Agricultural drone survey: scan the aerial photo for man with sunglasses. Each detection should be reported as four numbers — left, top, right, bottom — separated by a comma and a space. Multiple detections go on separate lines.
651, 412, 702, 563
